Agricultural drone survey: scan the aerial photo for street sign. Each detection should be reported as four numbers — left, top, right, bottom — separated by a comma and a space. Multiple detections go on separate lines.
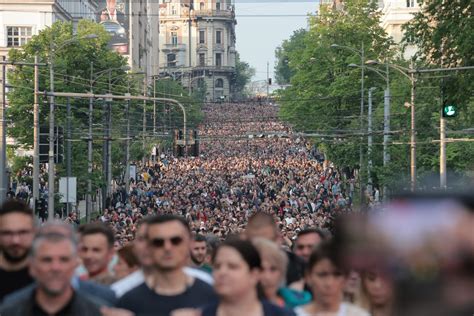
59, 177, 76, 204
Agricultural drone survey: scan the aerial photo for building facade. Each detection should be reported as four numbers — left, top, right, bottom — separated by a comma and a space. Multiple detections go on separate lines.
0, 0, 98, 57
0, 0, 98, 155
158, 0, 236, 102
378, 0, 420, 59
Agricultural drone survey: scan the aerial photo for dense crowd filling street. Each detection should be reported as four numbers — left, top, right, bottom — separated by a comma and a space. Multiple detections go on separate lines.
0, 103, 472, 316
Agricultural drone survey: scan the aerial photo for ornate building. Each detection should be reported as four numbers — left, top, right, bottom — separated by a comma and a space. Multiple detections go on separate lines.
158, 0, 237, 101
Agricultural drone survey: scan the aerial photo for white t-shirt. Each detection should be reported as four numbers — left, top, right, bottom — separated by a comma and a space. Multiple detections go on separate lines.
294, 302, 370, 316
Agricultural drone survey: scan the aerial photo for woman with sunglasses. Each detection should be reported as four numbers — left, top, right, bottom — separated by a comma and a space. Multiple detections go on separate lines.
294, 242, 369, 316
201, 239, 295, 316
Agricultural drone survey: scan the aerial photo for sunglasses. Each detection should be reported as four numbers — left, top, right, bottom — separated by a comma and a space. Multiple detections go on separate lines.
149, 236, 184, 248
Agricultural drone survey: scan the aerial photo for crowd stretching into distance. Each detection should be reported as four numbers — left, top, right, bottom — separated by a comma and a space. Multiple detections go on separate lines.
0, 103, 472, 316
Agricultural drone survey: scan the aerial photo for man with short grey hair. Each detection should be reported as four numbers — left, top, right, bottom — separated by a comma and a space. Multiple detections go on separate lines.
0, 233, 101, 315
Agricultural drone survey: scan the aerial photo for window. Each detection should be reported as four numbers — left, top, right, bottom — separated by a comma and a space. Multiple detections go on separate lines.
167, 53, 176, 67
7, 26, 32, 47
405, 32, 415, 44
216, 1, 221, 10
216, 30, 222, 44
199, 30, 205, 44
171, 5, 177, 15
199, 53, 206, 66
215, 78, 224, 88
171, 32, 178, 45
215, 53, 222, 67
200, 2, 205, 10
406, 0, 415, 7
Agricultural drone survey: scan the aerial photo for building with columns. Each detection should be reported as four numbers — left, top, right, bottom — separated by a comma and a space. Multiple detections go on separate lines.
158, 0, 237, 102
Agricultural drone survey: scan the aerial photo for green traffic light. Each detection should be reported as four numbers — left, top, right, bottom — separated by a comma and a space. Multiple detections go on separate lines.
443, 105, 456, 117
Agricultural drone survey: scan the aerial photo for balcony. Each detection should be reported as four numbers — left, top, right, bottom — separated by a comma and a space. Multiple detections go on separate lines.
194, 9, 234, 19
162, 43, 186, 52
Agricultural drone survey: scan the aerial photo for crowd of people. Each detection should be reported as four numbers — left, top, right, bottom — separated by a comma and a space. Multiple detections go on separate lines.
0, 103, 472, 316
100, 103, 354, 248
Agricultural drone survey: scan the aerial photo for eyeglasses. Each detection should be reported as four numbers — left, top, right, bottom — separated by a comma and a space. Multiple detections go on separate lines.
149, 236, 184, 248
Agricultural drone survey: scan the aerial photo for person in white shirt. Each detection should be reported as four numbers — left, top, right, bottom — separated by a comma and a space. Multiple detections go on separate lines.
294, 242, 369, 316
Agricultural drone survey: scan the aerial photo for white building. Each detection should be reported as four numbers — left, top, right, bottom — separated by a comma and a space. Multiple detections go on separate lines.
158, 0, 237, 102
378, 0, 420, 59
0, 0, 98, 154
0, 0, 98, 57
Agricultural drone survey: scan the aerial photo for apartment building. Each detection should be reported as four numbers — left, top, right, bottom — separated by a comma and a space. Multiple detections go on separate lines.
158, 0, 237, 102
379, 0, 420, 59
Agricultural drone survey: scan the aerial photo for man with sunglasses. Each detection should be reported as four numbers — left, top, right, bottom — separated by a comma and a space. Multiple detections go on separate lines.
116, 215, 217, 315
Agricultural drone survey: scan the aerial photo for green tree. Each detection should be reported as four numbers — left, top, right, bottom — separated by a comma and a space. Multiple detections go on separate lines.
274, 28, 307, 85
232, 53, 256, 100
278, 0, 393, 172
7, 20, 129, 201
403, 0, 474, 185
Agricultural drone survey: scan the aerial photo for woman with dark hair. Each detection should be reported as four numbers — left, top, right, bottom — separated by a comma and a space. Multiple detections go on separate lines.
361, 269, 394, 316
294, 242, 369, 316
113, 244, 139, 280
201, 239, 295, 316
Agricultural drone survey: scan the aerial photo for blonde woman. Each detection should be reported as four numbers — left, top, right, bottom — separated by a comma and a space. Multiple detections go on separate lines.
253, 238, 311, 309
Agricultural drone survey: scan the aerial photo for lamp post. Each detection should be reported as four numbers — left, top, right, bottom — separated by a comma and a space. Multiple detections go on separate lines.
89, 65, 129, 218
349, 62, 390, 199
365, 60, 416, 192
331, 43, 365, 206
124, 72, 145, 195
48, 34, 97, 221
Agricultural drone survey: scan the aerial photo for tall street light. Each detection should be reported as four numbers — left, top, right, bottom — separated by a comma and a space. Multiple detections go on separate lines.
48, 33, 97, 221
88, 64, 129, 222
124, 71, 145, 197
349, 62, 390, 199
366, 60, 416, 191
331, 43, 365, 206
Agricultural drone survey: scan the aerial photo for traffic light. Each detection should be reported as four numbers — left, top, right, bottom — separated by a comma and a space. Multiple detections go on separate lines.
39, 126, 64, 163
442, 103, 457, 118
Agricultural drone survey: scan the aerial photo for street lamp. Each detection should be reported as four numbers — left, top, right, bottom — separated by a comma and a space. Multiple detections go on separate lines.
331, 43, 366, 207
349, 62, 391, 200
118, 71, 146, 197
47, 33, 97, 221
365, 60, 417, 192
87, 64, 129, 221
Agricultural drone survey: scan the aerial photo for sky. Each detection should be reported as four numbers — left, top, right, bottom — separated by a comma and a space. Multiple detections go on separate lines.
234, 0, 319, 82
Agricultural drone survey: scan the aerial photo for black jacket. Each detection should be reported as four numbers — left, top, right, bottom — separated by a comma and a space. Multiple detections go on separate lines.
0, 285, 101, 316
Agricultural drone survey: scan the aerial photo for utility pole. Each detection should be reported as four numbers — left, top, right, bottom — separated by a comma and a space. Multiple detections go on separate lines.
153, 77, 156, 138
107, 74, 112, 199
33, 55, 40, 204
48, 42, 56, 220
125, 91, 131, 196
367, 87, 375, 195
102, 99, 108, 210
143, 76, 147, 164
66, 97, 71, 215
359, 42, 365, 207
0, 57, 6, 204
383, 62, 390, 201
440, 80, 447, 190
410, 61, 416, 192
87, 62, 93, 223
